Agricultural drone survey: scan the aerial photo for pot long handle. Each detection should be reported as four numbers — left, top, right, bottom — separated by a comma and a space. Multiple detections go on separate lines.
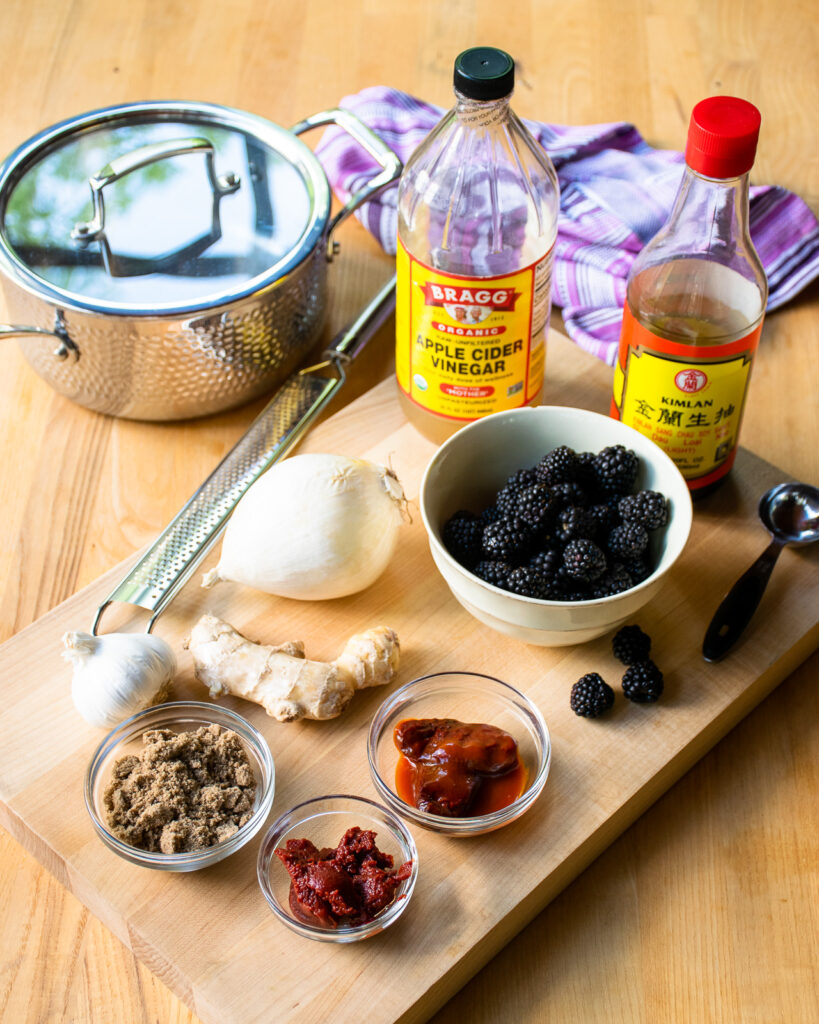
291, 108, 402, 258
0, 323, 78, 360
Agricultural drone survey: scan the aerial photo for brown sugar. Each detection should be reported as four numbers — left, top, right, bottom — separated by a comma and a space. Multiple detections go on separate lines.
103, 723, 257, 854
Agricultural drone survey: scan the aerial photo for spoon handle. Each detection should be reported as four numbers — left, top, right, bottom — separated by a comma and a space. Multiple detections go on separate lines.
702, 538, 785, 662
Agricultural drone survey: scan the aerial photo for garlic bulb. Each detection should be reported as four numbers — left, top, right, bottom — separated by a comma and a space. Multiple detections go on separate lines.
63, 630, 176, 729
202, 453, 407, 600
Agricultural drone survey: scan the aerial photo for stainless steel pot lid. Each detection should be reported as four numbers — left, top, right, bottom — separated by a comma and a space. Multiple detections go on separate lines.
0, 101, 331, 315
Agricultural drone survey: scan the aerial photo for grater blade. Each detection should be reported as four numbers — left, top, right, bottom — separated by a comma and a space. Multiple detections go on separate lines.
92, 371, 339, 634
91, 273, 397, 634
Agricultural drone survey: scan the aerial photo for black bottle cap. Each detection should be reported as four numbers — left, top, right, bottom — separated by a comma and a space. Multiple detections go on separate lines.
454, 47, 515, 100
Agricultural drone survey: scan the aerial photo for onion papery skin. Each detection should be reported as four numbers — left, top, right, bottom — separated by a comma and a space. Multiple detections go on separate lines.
209, 454, 406, 600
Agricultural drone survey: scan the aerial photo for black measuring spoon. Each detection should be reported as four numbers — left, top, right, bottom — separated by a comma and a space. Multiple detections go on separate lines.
703, 482, 819, 662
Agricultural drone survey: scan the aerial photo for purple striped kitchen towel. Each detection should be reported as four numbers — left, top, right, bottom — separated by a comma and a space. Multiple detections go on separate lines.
316, 86, 819, 365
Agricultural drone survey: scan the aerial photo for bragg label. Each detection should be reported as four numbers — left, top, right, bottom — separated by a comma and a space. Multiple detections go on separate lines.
611, 304, 762, 489
395, 238, 553, 421
421, 282, 521, 310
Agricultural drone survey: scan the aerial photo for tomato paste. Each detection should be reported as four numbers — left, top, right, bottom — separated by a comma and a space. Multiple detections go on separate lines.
275, 826, 411, 928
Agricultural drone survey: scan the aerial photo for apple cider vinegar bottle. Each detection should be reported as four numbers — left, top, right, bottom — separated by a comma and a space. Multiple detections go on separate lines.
396, 47, 560, 443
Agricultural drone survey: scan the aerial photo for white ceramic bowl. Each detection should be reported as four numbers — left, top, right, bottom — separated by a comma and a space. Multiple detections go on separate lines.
419, 406, 692, 646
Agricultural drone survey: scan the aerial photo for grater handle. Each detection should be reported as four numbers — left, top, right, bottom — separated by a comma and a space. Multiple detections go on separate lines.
92, 372, 340, 635
92, 275, 396, 635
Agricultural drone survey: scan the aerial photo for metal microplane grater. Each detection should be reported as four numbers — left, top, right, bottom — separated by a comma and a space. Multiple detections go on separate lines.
91, 276, 396, 635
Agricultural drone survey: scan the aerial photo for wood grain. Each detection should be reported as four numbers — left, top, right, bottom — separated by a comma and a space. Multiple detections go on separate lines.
1, 343, 817, 1024
1, 0, 817, 1022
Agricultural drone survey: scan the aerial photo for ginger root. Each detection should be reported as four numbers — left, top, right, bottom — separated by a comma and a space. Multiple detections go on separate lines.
183, 614, 400, 722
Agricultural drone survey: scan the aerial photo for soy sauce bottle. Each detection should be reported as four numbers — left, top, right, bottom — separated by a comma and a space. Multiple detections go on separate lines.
396, 47, 560, 443
610, 97, 767, 498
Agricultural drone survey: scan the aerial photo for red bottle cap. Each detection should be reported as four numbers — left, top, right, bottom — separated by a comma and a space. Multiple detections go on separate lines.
685, 96, 761, 179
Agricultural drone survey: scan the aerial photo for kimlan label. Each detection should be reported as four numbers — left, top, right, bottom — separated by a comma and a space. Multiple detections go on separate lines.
611, 303, 762, 489
396, 238, 552, 421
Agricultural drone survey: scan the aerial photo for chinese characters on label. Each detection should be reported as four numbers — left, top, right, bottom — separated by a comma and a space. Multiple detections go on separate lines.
611, 305, 761, 488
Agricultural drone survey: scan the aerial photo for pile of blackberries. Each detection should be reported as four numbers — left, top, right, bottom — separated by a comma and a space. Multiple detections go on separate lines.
570, 624, 665, 717
442, 444, 670, 602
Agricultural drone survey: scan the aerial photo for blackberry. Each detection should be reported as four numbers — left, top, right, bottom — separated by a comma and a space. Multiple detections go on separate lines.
529, 547, 562, 579
535, 445, 579, 486
505, 566, 551, 599
591, 564, 633, 598
570, 673, 615, 718
622, 556, 652, 585
496, 486, 521, 517
557, 505, 597, 543
608, 522, 649, 559
473, 559, 512, 588
621, 660, 664, 703
496, 468, 537, 515
562, 538, 607, 582
587, 502, 619, 536
553, 566, 593, 600
442, 510, 482, 564
515, 483, 559, 530
612, 624, 652, 665
480, 505, 504, 527
606, 492, 625, 514
482, 516, 534, 562
618, 490, 669, 530
575, 450, 599, 491
549, 481, 588, 510
508, 467, 537, 488
557, 578, 592, 601
593, 445, 639, 496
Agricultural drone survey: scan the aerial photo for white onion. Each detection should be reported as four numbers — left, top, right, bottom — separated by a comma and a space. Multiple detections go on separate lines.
202, 454, 406, 600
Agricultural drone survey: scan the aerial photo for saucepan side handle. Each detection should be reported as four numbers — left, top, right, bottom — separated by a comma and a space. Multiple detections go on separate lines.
291, 108, 402, 259
0, 323, 78, 361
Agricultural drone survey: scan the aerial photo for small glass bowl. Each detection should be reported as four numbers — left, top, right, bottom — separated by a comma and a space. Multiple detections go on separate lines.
368, 672, 551, 837
85, 701, 275, 871
257, 795, 418, 943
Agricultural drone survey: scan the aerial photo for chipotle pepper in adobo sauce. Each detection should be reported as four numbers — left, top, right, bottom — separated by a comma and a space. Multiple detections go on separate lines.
393, 718, 526, 817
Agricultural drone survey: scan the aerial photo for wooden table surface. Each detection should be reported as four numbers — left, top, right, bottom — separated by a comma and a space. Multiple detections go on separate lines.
1, 1, 816, 1022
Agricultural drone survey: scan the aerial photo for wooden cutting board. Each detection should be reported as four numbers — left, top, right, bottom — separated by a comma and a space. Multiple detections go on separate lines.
1, 334, 817, 1024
